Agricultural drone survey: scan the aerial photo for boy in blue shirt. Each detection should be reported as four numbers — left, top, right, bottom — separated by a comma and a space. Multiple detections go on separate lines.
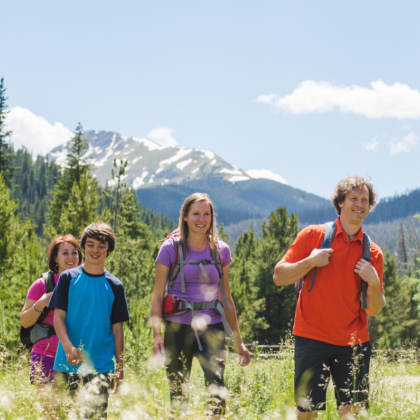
49, 223, 129, 419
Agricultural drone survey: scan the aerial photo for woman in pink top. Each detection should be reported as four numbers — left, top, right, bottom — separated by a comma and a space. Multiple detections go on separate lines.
20, 234, 82, 384
151, 193, 251, 419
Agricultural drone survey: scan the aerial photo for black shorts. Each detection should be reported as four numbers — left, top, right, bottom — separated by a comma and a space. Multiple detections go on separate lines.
294, 336, 371, 412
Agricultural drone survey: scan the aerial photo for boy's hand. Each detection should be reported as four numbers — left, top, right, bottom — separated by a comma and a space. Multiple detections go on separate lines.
65, 346, 84, 366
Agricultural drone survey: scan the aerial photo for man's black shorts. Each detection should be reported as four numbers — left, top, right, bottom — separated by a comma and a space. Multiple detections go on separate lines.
294, 336, 371, 412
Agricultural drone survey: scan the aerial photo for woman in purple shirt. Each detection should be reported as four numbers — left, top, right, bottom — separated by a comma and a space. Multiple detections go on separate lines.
151, 193, 250, 418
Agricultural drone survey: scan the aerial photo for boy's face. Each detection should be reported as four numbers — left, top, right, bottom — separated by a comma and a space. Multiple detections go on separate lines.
84, 237, 109, 268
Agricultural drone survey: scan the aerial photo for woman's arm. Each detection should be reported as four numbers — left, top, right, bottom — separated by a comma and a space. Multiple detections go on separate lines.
218, 263, 251, 367
20, 292, 54, 328
151, 262, 170, 356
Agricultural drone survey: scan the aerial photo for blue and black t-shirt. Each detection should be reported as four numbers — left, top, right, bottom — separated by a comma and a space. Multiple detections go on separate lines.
48, 266, 130, 374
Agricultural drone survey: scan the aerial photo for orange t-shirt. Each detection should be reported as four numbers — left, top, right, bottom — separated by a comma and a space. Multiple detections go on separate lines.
283, 219, 384, 346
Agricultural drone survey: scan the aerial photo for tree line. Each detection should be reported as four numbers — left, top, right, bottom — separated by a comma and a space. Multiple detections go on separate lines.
0, 78, 420, 354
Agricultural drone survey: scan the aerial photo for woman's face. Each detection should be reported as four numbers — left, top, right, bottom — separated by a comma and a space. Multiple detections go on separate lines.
54, 242, 80, 275
184, 201, 212, 236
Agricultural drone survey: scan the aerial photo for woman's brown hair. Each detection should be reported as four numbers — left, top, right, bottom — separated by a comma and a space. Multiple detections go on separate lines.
47, 234, 83, 273
179, 193, 218, 254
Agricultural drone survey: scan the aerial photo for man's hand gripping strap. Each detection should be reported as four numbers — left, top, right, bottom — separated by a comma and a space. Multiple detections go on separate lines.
308, 222, 337, 292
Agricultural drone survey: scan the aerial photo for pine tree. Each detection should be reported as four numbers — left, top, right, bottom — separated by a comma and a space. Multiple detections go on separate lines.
45, 123, 92, 237
0, 78, 15, 187
66, 122, 91, 185
254, 207, 299, 343
0, 173, 45, 347
218, 222, 229, 244
397, 220, 408, 274
58, 170, 109, 238
229, 227, 268, 342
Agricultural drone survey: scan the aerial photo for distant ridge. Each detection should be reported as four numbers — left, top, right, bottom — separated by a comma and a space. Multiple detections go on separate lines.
47, 130, 330, 226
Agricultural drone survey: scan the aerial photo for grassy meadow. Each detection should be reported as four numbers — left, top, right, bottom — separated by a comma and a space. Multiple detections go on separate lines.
0, 334, 419, 420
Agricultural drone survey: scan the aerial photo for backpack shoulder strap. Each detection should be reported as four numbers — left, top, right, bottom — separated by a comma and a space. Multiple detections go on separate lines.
42, 271, 56, 294
360, 233, 372, 309
167, 236, 186, 294
212, 239, 231, 310
37, 271, 55, 324
308, 221, 337, 293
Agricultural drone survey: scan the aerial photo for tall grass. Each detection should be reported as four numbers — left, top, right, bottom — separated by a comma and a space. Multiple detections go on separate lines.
0, 334, 419, 419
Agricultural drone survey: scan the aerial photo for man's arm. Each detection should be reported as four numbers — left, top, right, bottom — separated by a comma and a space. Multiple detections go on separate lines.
273, 248, 334, 286
111, 322, 124, 393
354, 259, 385, 316
54, 308, 84, 366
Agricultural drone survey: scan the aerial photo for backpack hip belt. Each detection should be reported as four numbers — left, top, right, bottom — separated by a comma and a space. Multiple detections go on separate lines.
163, 295, 235, 351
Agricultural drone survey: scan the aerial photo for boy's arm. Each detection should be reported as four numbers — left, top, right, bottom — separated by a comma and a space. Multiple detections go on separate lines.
54, 309, 84, 366
111, 322, 124, 393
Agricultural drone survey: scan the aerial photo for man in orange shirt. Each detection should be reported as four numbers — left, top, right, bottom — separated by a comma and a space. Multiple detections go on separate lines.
273, 177, 385, 420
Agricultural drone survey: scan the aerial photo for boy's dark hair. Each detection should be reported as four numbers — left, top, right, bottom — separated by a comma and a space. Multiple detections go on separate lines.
331, 176, 378, 215
80, 223, 116, 254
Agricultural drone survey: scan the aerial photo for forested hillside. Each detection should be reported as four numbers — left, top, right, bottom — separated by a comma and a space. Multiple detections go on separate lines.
0, 80, 420, 350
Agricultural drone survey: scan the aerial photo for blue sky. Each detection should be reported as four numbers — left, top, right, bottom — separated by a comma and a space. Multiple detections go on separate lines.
1, 0, 419, 199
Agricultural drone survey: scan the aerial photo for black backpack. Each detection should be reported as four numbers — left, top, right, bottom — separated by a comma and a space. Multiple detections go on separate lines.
294, 222, 371, 309
20, 271, 56, 349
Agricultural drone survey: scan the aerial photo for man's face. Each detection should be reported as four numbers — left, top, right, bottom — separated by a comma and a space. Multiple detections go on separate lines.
339, 186, 370, 226
84, 237, 109, 267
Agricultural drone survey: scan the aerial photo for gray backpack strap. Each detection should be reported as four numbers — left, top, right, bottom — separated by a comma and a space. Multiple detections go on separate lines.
215, 301, 235, 342
213, 241, 231, 310
175, 239, 186, 294
361, 233, 371, 309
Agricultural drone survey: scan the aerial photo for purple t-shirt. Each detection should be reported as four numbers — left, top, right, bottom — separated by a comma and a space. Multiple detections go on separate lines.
27, 274, 59, 358
156, 238, 232, 325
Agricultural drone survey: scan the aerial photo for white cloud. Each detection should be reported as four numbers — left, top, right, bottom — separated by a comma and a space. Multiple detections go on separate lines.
246, 169, 288, 184
257, 80, 420, 120
362, 137, 379, 152
147, 126, 178, 148
389, 131, 418, 154
5, 106, 73, 155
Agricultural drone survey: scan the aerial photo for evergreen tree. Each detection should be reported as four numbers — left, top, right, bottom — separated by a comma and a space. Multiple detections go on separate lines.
66, 122, 91, 185
0, 78, 15, 187
254, 207, 299, 343
10, 148, 59, 236
397, 220, 408, 274
0, 174, 45, 347
218, 222, 229, 244
45, 123, 92, 237
58, 170, 109, 238
229, 227, 268, 342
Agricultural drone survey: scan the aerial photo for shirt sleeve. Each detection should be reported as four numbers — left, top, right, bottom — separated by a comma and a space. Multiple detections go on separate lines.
283, 226, 319, 263
219, 241, 232, 267
110, 282, 130, 325
155, 239, 175, 269
27, 277, 46, 301
48, 272, 71, 312
371, 247, 384, 293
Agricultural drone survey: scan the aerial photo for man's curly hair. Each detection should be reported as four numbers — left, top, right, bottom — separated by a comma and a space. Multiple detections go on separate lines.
331, 176, 378, 215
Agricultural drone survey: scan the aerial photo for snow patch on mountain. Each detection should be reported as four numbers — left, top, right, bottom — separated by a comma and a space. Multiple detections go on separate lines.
132, 137, 163, 151
229, 175, 250, 183
200, 150, 215, 160
176, 158, 193, 170
132, 170, 149, 189
246, 169, 287, 184
220, 168, 243, 175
